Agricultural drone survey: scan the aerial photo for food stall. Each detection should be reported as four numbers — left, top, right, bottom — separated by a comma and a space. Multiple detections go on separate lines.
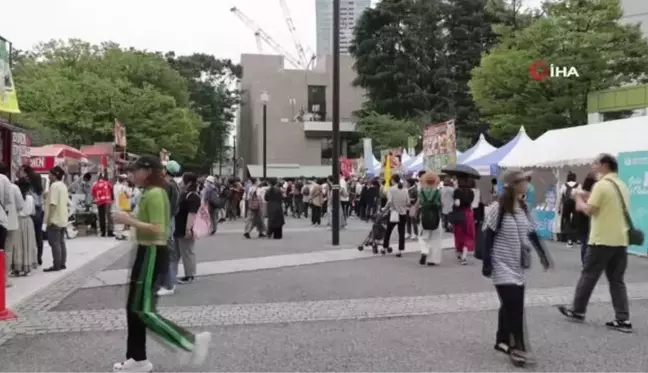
29, 144, 88, 175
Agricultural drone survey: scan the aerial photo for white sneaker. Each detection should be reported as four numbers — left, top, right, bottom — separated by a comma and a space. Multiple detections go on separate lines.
191, 331, 212, 365
113, 359, 153, 372
157, 287, 175, 296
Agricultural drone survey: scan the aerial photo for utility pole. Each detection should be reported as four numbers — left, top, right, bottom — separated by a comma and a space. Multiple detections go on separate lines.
331, 0, 341, 246
261, 91, 269, 179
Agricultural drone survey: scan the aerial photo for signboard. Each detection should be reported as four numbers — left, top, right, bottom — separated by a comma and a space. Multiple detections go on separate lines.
11, 132, 30, 178
422, 119, 457, 173
618, 151, 648, 256
0, 38, 19, 113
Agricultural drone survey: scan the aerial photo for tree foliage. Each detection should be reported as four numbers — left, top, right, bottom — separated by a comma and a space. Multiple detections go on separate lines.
355, 112, 419, 150
11, 39, 240, 166
165, 53, 241, 172
470, 0, 648, 139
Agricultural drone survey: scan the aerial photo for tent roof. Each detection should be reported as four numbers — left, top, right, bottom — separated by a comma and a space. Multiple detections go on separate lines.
457, 134, 497, 164
30, 144, 86, 159
467, 127, 531, 166
499, 116, 648, 168
246, 164, 331, 178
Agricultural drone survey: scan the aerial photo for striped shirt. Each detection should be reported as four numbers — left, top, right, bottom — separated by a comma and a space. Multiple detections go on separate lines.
484, 202, 536, 286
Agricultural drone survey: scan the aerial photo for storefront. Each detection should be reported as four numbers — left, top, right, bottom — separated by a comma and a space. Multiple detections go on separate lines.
0, 118, 28, 177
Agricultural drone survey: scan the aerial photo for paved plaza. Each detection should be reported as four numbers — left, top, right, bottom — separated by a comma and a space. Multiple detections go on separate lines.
2, 216, 648, 371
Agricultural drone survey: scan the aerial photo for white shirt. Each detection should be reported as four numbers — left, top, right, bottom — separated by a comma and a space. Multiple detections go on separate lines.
355, 183, 363, 195
0, 174, 13, 228
7, 183, 24, 231
471, 188, 481, 209
19, 194, 34, 217
340, 178, 349, 202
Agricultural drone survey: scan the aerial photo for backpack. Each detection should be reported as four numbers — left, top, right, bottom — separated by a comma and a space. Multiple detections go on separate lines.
562, 183, 577, 213
420, 189, 441, 230
207, 187, 224, 209
302, 185, 310, 196
248, 190, 261, 211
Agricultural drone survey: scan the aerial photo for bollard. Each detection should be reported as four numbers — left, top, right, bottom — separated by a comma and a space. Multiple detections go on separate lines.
0, 250, 17, 321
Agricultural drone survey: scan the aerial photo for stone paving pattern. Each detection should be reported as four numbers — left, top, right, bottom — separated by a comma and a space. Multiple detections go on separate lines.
2, 217, 648, 372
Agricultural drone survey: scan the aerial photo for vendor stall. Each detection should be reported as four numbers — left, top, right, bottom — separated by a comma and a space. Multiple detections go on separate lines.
29, 144, 88, 174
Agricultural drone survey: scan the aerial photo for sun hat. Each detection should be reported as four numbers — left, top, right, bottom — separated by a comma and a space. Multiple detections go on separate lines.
500, 169, 532, 187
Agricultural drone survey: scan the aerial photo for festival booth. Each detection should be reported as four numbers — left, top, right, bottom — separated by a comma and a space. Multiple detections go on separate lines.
29, 144, 88, 175
499, 116, 648, 254
404, 150, 463, 174
457, 134, 497, 164
466, 127, 533, 176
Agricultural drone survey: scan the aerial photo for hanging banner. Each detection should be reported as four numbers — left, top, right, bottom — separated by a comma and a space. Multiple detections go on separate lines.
114, 119, 126, 147
0, 38, 19, 114
407, 137, 416, 158
422, 119, 457, 173
362, 138, 374, 174
618, 151, 648, 256
340, 156, 352, 178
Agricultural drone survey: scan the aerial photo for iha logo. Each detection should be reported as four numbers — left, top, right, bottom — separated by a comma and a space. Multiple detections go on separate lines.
529, 60, 579, 81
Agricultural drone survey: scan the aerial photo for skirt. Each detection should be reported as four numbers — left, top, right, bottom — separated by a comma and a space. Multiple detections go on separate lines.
11, 216, 38, 273
453, 208, 475, 252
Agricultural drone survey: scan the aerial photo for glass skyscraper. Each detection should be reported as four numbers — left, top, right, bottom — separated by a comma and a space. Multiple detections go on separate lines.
315, 0, 371, 56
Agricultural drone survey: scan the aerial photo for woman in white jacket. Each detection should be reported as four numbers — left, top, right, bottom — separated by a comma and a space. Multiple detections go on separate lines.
7, 178, 27, 275
10, 179, 37, 275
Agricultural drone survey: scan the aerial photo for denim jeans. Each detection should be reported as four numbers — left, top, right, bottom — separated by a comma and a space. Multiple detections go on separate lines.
162, 219, 178, 289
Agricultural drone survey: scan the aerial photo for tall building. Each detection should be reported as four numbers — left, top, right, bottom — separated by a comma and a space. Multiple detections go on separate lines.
316, 0, 371, 56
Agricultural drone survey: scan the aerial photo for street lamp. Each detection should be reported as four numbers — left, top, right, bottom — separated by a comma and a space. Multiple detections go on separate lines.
260, 91, 269, 179
331, 0, 341, 246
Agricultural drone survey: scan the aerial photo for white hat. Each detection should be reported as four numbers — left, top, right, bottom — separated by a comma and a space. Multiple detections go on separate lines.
205, 176, 215, 184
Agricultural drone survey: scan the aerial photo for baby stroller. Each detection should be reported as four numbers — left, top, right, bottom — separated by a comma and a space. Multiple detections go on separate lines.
357, 209, 391, 254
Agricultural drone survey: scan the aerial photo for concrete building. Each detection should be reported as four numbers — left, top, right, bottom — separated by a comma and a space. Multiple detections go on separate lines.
316, 0, 371, 56
236, 53, 365, 177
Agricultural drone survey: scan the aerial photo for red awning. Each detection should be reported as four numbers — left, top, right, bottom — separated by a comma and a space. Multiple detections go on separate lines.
80, 143, 114, 157
30, 144, 87, 159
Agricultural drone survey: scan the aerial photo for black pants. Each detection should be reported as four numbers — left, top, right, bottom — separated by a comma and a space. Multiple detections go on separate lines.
341, 201, 351, 218
97, 204, 113, 236
268, 227, 283, 239
384, 214, 407, 251
364, 203, 376, 221
31, 209, 44, 264
495, 284, 526, 350
126, 245, 195, 361
311, 205, 322, 225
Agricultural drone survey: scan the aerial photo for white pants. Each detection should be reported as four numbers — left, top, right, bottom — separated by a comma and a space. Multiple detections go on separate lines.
419, 228, 443, 264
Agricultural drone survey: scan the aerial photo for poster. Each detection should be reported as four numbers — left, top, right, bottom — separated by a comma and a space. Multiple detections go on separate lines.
0, 38, 19, 114
618, 151, 648, 256
422, 119, 457, 173
11, 132, 30, 178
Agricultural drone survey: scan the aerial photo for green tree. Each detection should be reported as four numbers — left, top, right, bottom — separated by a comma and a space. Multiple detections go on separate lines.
350, 0, 453, 121
470, 0, 648, 139
12, 39, 203, 161
355, 112, 419, 150
165, 53, 241, 172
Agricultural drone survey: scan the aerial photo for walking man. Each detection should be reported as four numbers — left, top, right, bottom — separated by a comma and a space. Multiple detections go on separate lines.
44, 166, 69, 272
557, 153, 633, 332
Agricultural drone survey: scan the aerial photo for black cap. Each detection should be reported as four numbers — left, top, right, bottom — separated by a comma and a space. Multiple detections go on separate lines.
49, 166, 65, 180
132, 155, 163, 170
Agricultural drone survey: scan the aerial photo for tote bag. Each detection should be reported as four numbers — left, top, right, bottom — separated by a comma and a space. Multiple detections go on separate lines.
192, 198, 212, 239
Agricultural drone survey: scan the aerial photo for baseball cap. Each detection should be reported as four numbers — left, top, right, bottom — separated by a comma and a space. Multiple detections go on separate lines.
132, 155, 163, 170
165, 160, 181, 175
205, 175, 215, 184
500, 169, 532, 186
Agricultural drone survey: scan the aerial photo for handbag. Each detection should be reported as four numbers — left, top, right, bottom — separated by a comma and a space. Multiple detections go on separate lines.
606, 179, 644, 246
389, 210, 399, 223
447, 208, 464, 224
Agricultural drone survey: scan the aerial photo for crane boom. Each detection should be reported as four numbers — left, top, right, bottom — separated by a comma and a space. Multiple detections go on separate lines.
254, 31, 263, 53
278, 0, 308, 67
230, 7, 304, 69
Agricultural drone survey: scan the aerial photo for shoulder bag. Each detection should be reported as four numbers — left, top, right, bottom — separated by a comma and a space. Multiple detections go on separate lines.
606, 179, 644, 246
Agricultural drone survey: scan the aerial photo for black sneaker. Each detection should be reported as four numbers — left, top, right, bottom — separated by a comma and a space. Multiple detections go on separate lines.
557, 305, 585, 322
419, 254, 427, 265
605, 320, 633, 333
243, 233, 251, 239
494, 342, 509, 354
177, 276, 195, 284
258, 234, 266, 238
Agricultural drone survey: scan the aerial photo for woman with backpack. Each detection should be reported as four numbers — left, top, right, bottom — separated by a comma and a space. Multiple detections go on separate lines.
418, 172, 443, 266
480, 170, 552, 367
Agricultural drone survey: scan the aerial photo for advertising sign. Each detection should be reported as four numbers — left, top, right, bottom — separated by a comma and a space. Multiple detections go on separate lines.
0, 38, 19, 113
618, 151, 648, 256
422, 119, 457, 173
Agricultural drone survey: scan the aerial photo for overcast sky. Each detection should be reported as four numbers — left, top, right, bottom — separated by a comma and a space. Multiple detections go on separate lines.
3, 0, 544, 62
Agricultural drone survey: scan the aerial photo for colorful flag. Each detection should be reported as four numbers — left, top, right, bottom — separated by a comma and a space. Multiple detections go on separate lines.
114, 119, 127, 148
0, 38, 20, 114
383, 153, 392, 188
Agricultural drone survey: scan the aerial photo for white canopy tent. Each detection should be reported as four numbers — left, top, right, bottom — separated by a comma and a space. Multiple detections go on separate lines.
468, 127, 533, 175
457, 134, 497, 164
499, 116, 648, 168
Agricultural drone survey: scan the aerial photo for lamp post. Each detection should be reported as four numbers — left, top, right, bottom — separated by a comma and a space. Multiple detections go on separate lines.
260, 91, 269, 179
331, 0, 341, 246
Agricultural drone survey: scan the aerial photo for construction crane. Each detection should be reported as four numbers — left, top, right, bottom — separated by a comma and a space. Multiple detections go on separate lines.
254, 31, 263, 53
278, 0, 309, 67
230, 6, 304, 69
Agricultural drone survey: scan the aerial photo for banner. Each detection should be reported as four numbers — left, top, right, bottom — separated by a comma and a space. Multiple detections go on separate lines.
362, 138, 373, 174
0, 38, 19, 113
422, 119, 456, 173
114, 119, 126, 147
340, 156, 352, 178
618, 151, 648, 256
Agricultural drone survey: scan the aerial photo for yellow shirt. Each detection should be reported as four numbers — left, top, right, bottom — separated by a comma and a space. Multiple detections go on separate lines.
588, 173, 629, 247
45, 180, 69, 228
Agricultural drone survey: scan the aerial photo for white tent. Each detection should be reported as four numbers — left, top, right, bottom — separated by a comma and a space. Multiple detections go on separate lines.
457, 134, 497, 164
401, 150, 411, 165
499, 116, 648, 168
467, 127, 533, 175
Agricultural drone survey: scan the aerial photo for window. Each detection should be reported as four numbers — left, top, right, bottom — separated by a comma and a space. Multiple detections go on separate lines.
321, 138, 333, 163
307, 85, 327, 120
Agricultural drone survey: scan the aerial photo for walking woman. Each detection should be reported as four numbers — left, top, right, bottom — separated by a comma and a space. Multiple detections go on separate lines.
481, 170, 552, 367
111, 156, 210, 373
406, 178, 419, 240
382, 175, 409, 257
175, 172, 201, 284
19, 165, 44, 266
572, 172, 598, 265
418, 172, 443, 266
452, 177, 476, 264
